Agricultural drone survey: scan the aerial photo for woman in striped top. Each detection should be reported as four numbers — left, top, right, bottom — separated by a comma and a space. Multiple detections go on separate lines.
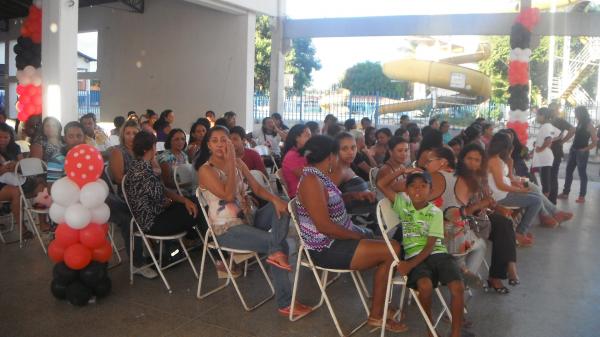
296, 135, 407, 333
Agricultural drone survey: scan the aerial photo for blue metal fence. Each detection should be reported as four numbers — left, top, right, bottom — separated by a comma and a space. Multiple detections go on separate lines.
0, 90, 5, 109
78, 90, 101, 117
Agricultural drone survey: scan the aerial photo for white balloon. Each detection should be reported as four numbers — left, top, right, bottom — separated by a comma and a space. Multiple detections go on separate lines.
90, 203, 110, 224
49, 203, 66, 224
32, 77, 42, 86
19, 76, 31, 86
50, 177, 81, 206
16, 70, 25, 82
65, 203, 92, 229
23, 65, 36, 77
80, 181, 109, 209
34, 0, 42, 8
97, 179, 110, 195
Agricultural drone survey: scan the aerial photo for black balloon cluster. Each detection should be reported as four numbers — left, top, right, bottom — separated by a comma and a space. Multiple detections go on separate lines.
14, 36, 41, 70
508, 24, 531, 111
51, 261, 112, 306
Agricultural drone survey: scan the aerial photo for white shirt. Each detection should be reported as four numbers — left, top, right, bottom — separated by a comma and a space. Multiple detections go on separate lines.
488, 161, 511, 201
254, 128, 282, 156
532, 123, 560, 168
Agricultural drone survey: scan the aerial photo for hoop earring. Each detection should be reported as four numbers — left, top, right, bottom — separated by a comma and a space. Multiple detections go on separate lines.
328, 163, 333, 174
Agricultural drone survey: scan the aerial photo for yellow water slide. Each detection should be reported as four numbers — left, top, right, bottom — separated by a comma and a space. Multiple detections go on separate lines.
379, 45, 492, 115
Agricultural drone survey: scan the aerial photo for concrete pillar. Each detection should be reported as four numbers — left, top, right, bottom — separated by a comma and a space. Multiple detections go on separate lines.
42, 0, 79, 123
240, 12, 256, 132
269, 16, 285, 116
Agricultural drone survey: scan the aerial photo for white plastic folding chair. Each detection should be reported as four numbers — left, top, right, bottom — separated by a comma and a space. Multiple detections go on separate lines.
156, 141, 165, 153
274, 168, 290, 198
121, 175, 198, 293
288, 198, 370, 336
195, 188, 275, 311
249, 169, 273, 194
15, 158, 48, 253
103, 164, 119, 195
173, 163, 198, 197
376, 198, 452, 337
369, 167, 379, 191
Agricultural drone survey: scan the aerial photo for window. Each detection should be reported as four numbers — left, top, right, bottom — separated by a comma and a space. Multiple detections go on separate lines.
77, 31, 98, 73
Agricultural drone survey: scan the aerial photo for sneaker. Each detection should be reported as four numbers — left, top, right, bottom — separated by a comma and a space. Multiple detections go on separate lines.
134, 267, 158, 279
557, 193, 569, 200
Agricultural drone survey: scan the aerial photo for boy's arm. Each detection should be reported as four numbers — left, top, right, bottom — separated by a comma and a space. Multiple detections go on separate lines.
398, 237, 437, 276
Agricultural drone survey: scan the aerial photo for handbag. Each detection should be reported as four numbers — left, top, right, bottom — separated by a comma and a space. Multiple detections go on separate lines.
467, 210, 492, 240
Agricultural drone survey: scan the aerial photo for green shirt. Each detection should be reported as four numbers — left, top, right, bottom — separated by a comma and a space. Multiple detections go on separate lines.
392, 193, 447, 259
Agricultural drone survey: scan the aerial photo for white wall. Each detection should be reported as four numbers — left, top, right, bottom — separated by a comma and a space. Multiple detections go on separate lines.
78, 0, 255, 130
0, 0, 256, 130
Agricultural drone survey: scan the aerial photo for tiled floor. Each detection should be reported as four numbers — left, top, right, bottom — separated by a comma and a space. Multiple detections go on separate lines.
1, 180, 600, 337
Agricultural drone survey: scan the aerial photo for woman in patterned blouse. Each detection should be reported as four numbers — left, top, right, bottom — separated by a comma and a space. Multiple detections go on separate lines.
296, 135, 407, 333
158, 128, 189, 192
196, 126, 311, 318
124, 131, 201, 239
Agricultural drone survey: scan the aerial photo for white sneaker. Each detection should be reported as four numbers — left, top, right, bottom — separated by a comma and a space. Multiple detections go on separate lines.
134, 267, 158, 279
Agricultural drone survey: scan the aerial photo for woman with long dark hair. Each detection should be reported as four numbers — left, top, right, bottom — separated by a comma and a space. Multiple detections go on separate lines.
197, 126, 311, 317
376, 136, 410, 188
558, 106, 598, 203
372, 128, 392, 166
153, 109, 174, 142
487, 133, 542, 246
30, 117, 63, 162
455, 144, 519, 292
281, 124, 311, 198
188, 118, 210, 161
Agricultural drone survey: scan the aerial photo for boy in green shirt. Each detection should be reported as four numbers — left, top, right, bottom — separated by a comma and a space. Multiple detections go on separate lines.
378, 170, 466, 337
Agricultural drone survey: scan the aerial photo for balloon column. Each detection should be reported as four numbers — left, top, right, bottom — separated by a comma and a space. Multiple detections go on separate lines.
14, 3, 43, 123
506, 7, 540, 145
47, 144, 113, 306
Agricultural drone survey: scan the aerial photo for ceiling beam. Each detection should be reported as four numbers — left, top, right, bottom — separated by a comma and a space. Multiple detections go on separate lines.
284, 12, 600, 38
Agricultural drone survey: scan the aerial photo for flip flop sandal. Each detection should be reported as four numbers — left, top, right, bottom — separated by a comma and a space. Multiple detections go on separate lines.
266, 252, 292, 271
367, 317, 409, 333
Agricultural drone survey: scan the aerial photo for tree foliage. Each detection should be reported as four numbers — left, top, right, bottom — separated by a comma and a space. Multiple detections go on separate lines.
254, 16, 321, 92
340, 61, 409, 97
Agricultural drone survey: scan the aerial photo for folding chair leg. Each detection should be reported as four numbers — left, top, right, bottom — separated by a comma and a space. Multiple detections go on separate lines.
289, 250, 325, 321
434, 288, 452, 327
197, 242, 232, 299
228, 252, 274, 311
177, 238, 198, 278
141, 234, 173, 293
23, 200, 46, 254
375, 265, 396, 337
129, 223, 134, 285
356, 271, 371, 298
107, 225, 122, 269
410, 289, 440, 337
192, 226, 217, 266
395, 283, 407, 321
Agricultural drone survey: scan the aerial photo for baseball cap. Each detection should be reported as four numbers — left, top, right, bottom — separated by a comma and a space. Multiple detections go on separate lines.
406, 171, 432, 186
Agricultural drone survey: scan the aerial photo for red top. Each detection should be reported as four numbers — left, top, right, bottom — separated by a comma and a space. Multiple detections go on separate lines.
242, 148, 267, 176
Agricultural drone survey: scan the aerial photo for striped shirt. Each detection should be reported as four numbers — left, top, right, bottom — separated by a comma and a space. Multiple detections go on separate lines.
296, 166, 356, 252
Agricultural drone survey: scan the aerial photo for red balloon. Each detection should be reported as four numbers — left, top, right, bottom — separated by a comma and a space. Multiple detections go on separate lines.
34, 85, 42, 95
64, 144, 104, 187
16, 85, 26, 96
19, 95, 31, 105
55, 223, 80, 247
64, 243, 92, 270
48, 241, 66, 263
92, 240, 113, 263
20, 26, 30, 37
24, 104, 35, 116
100, 223, 109, 235
80, 223, 106, 250
31, 33, 42, 44
26, 85, 37, 96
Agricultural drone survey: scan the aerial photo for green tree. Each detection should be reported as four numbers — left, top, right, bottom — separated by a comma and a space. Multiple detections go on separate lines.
340, 61, 408, 96
254, 16, 321, 92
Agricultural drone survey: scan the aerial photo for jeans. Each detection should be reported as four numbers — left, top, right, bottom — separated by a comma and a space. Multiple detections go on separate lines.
498, 192, 542, 234
563, 148, 590, 197
538, 166, 552, 195
216, 202, 292, 309
549, 154, 562, 204
528, 183, 558, 217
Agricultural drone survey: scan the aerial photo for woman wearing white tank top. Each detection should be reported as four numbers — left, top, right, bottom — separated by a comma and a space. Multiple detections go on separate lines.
487, 133, 543, 246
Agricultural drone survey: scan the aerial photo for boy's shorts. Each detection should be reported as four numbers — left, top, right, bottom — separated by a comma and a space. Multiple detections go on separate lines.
407, 253, 463, 289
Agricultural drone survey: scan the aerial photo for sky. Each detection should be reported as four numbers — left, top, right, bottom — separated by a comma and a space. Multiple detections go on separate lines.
285, 0, 522, 89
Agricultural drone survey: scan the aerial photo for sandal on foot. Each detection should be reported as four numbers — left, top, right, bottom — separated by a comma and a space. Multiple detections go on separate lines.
278, 302, 313, 319
508, 278, 520, 286
576, 197, 585, 203
266, 252, 292, 271
484, 280, 510, 294
367, 317, 409, 333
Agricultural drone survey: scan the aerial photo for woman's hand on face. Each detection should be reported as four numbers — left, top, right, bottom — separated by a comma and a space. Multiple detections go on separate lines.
403, 167, 423, 175
225, 140, 236, 162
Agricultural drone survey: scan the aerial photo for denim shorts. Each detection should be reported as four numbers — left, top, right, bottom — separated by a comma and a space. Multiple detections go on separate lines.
309, 239, 361, 270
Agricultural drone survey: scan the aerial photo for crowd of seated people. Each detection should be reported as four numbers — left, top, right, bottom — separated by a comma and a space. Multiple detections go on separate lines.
3, 103, 597, 337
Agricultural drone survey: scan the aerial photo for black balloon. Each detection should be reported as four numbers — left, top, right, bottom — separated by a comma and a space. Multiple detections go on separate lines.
93, 277, 112, 298
50, 278, 69, 300
66, 281, 92, 306
13, 37, 41, 70
510, 23, 531, 49
80, 261, 108, 288
53, 262, 79, 284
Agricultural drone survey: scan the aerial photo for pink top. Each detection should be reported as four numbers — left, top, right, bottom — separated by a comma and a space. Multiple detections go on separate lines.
282, 147, 307, 198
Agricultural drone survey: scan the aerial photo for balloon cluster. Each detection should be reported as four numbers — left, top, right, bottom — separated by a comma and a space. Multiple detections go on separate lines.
506, 7, 540, 145
14, 3, 43, 123
47, 144, 113, 306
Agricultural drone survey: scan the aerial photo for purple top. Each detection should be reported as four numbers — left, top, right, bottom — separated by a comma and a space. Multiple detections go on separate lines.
295, 166, 356, 251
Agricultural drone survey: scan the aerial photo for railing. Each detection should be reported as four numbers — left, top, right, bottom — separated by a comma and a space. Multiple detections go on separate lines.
77, 90, 101, 118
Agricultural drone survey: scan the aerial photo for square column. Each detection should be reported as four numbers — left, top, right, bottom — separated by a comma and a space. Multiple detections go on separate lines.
42, 0, 79, 123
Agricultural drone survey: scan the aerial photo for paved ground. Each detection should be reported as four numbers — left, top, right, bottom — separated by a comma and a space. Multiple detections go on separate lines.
1, 179, 600, 337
